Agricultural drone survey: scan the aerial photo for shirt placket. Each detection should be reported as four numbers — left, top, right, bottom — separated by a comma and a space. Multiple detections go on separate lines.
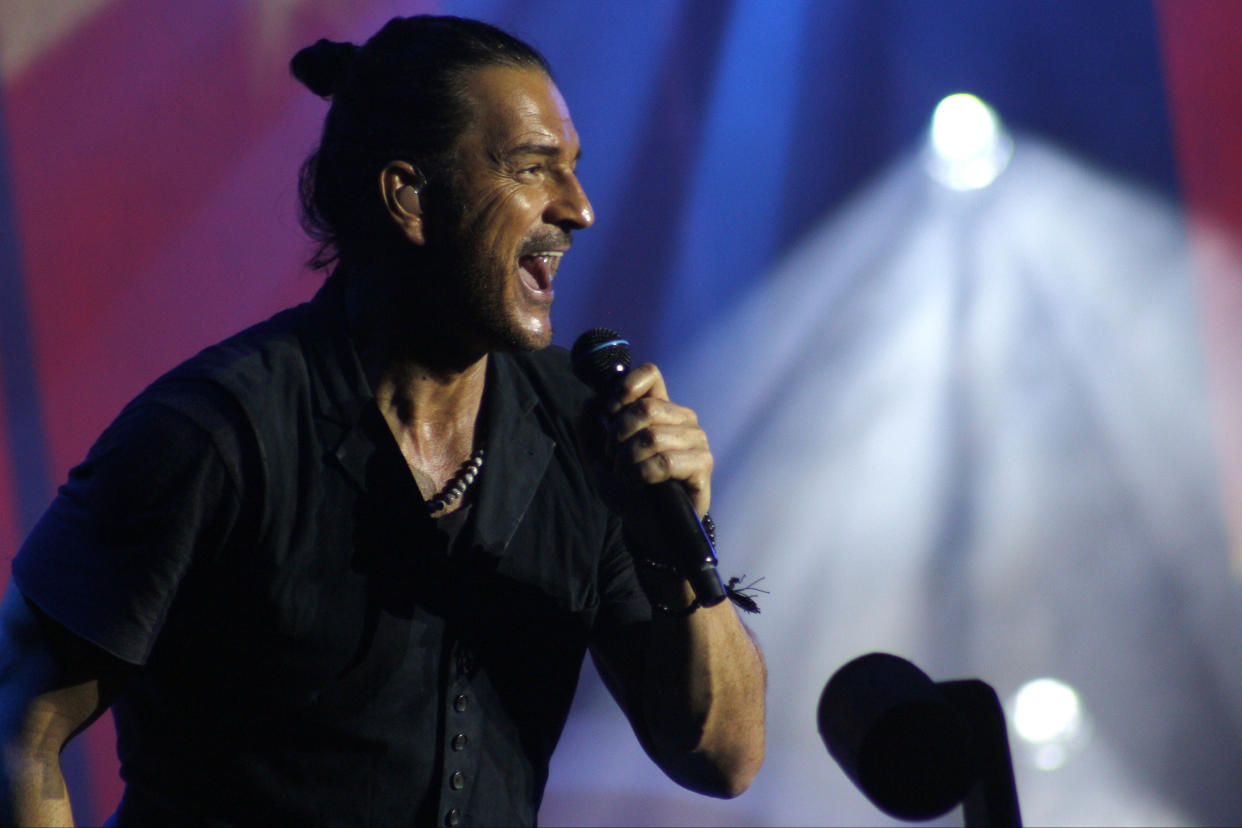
439, 640, 480, 827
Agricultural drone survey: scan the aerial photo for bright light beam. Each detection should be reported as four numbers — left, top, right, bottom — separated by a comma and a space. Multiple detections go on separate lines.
1011, 677, 1089, 771
923, 93, 1013, 190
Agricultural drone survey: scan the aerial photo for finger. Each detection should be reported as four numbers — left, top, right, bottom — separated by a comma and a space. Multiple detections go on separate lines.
608, 362, 668, 411
615, 422, 710, 467
619, 447, 713, 514
619, 445, 712, 488
609, 398, 699, 443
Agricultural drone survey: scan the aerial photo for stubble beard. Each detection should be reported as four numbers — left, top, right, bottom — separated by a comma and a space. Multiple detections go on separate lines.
453, 233, 538, 353
436, 215, 567, 355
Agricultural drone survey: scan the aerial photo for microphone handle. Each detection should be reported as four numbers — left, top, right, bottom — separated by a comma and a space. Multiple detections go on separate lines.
644, 479, 727, 607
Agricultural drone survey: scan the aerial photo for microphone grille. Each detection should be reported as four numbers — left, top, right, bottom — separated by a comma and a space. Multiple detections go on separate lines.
571, 327, 631, 391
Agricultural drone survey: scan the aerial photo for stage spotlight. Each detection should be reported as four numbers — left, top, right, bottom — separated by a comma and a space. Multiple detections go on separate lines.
1010, 678, 1089, 771
924, 92, 1013, 190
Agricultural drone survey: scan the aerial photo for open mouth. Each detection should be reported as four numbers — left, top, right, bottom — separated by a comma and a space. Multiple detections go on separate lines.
517, 251, 563, 295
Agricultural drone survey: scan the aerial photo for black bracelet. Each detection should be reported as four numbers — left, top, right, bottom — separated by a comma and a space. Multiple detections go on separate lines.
642, 512, 715, 616
636, 557, 700, 615
701, 512, 717, 547
637, 556, 679, 574
638, 512, 766, 616
651, 597, 702, 617
636, 512, 714, 572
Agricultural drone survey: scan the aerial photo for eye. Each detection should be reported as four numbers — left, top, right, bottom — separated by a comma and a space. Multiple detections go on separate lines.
517, 164, 543, 179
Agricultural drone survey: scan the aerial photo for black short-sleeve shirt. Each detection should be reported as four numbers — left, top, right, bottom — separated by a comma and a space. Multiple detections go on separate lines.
13, 275, 651, 827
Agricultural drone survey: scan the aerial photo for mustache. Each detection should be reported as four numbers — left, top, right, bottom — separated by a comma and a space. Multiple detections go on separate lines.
518, 229, 572, 257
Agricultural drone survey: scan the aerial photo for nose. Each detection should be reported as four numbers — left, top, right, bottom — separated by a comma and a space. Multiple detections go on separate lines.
548, 172, 594, 230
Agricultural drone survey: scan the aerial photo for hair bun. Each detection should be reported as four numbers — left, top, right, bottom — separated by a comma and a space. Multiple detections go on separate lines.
290, 38, 358, 99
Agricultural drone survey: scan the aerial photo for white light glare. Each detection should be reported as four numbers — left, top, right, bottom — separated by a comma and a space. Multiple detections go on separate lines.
923, 92, 1013, 190
1010, 677, 1088, 771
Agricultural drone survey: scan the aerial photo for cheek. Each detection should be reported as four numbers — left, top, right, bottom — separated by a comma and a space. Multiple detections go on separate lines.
468, 186, 541, 243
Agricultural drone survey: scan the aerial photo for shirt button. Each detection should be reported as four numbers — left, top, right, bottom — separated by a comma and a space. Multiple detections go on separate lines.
445, 808, 460, 827
454, 694, 468, 712
452, 733, 468, 751
450, 771, 465, 790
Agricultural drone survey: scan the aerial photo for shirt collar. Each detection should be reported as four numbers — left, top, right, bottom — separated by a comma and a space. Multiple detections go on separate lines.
300, 272, 375, 429
472, 352, 556, 557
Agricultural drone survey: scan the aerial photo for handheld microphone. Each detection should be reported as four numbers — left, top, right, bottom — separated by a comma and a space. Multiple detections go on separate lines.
571, 327, 727, 607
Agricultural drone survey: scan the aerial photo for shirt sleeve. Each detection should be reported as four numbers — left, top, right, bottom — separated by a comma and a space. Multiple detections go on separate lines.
592, 512, 653, 633
12, 390, 245, 666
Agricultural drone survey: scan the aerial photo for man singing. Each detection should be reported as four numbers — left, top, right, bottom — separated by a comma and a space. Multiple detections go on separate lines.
0, 15, 765, 826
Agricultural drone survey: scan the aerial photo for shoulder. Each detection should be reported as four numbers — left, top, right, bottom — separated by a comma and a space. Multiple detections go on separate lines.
160, 303, 314, 404
109, 300, 322, 486
136, 299, 326, 437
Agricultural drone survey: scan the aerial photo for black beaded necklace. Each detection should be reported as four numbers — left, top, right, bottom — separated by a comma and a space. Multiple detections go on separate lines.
425, 446, 486, 514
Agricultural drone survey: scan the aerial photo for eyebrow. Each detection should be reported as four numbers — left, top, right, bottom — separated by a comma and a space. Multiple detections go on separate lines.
506, 142, 583, 163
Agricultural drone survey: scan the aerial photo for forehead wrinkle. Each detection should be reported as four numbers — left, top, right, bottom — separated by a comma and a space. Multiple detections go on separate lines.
459, 65, 581, 167
478, 103, 553, 163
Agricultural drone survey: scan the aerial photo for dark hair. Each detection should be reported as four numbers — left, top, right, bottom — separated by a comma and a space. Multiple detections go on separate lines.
291, 16, 551, 269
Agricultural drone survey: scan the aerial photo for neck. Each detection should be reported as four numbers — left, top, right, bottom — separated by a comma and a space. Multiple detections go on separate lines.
371, 357, 487, 442
344, 250, 488, 368
342, 258, 489, 477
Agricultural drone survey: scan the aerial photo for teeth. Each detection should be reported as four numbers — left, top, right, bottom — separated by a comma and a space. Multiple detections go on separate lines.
518, 250, 563, 290
518, 251, 564, 267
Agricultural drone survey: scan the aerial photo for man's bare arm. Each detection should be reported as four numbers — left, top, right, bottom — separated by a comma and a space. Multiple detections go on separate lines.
0, 585, 115, 827
593, 589, 766, 797
587, 362, 765, 796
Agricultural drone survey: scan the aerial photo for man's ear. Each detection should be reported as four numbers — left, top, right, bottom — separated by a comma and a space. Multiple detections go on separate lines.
380, 160, 427, 246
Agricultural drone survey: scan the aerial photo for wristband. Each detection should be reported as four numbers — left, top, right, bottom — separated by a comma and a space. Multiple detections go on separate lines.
637, 513, 766, 616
